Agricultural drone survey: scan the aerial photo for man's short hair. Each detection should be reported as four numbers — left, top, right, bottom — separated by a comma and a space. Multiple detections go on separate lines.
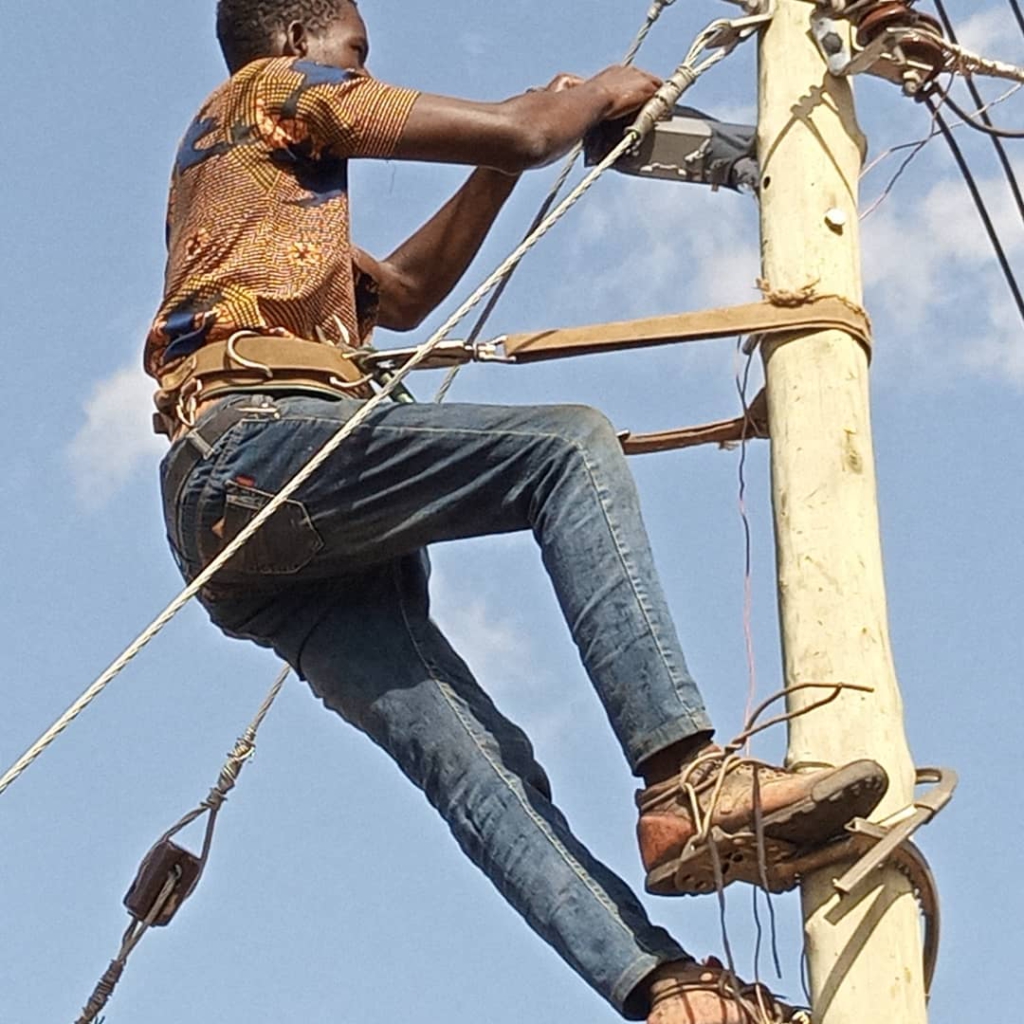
217, 0, 348, 72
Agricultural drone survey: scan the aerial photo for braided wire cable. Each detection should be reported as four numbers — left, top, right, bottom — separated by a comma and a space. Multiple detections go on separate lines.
940, 36, 1024, 83
73, 666, 290, 1024
0, 18, 745, 801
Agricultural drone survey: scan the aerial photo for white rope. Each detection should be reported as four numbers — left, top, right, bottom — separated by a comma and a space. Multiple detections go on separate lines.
0, 17, 753, 801
942, 38, 1024, 84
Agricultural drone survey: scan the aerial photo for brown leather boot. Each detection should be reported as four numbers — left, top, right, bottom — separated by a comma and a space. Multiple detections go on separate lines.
638, 747, 887, 895
646, 958, 810, 1024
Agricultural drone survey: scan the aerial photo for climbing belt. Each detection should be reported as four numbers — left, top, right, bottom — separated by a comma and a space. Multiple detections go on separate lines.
74, 667, 290, 1024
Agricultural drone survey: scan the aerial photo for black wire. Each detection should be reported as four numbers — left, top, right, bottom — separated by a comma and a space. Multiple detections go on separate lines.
924, 94, 1024, 327
1009, 0, 1024, 40
939, 88, 1024, 139
931, 0, 1024, 226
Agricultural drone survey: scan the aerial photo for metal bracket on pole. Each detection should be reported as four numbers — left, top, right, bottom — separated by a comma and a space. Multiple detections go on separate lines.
810, 3, 947, 95
758, 767, 956, 997
832, 766, 957, 896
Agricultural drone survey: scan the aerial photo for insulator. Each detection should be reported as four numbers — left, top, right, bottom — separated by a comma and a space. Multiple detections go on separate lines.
854, 1, 947, 73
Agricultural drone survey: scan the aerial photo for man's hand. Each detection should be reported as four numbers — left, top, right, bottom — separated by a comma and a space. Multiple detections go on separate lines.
588, 65, 663, 120
540, 73, 586, 94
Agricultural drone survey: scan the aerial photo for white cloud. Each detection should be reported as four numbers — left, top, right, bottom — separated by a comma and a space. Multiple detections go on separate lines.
67, 361, 164, 508
428, 552, 579, 749
459, 31, 489, 58
435, 593, 523, 685
958, 7, 1024, 64
569, 178, 761, 320
863, 166, 1024, 387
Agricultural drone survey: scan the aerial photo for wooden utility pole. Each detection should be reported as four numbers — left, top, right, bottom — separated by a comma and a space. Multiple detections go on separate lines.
757, 3, 929, 1023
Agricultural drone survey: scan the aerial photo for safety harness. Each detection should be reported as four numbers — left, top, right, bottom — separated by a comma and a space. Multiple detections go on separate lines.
153, 331, 375, 439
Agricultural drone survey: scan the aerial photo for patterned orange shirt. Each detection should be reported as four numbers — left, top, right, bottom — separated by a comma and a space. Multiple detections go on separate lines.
145, 57, 419, 379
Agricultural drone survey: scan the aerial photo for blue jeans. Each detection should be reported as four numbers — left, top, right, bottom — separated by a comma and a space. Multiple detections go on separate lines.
162, 392, 714, 1018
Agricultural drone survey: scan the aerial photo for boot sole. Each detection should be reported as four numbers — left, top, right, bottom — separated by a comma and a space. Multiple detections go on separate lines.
758, 759, 888, 847
646, 759, 888, 897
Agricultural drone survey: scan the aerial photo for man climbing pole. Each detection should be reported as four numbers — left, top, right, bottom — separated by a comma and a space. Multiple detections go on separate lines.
148, 2, 889, 1020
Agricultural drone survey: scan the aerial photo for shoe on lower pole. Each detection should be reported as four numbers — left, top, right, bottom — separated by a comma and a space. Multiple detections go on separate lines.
647, 958, 811, 1023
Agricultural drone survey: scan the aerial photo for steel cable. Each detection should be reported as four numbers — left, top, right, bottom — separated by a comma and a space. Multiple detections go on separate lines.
434, 0, 679, 403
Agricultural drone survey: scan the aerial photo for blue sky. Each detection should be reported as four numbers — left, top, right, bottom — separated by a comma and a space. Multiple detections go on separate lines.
2, 0, 1022, 1021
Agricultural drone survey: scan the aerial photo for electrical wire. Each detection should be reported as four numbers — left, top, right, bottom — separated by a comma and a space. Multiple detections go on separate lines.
936, 87, 1024, 138
923, 92, 1024, 327
434, 0, 679, 403
1009, 0, 1024, 40
861, 123, 941, 219
931, 0, 1024, 228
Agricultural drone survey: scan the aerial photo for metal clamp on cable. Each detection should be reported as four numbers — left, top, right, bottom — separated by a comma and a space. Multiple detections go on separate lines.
622, 0, 774, 150
354, 339, 514, 375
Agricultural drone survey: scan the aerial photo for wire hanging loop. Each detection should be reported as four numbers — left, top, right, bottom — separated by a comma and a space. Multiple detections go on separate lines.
73, 667, 290, 1024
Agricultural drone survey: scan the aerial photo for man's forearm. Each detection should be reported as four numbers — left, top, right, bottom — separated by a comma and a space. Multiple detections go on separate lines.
375, 167, 519, 330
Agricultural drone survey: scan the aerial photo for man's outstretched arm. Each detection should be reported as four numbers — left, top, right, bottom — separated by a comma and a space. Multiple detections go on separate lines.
363, 66, 660, 330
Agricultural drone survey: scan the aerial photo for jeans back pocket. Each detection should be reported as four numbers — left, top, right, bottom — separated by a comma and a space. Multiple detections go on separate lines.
221, 479, 324, 576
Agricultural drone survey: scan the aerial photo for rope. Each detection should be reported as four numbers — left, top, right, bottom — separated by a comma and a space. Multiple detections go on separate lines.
671, 683, 872, 1024
433, 0, 678, 404
0, 16, 751, 802
73, 666, 290, 1024
941, 37, 1024, 84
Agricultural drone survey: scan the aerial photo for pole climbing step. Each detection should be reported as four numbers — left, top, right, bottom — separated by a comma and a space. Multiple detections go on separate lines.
661, 767, 955, 999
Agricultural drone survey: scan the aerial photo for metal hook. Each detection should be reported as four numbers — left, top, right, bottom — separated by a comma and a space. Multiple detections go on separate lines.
329, 373, 376, 392
226, 331, 273, 379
